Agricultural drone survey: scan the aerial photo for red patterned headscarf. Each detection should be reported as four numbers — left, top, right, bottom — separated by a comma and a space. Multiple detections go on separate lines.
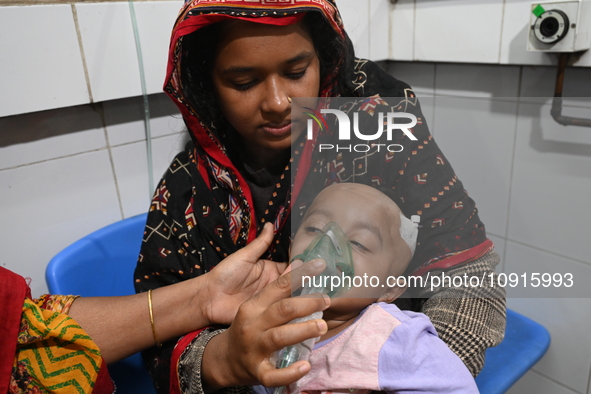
162, 0, 348, 247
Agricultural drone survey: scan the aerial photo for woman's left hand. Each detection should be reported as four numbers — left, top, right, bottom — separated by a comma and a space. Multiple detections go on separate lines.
198, 223, 287, 325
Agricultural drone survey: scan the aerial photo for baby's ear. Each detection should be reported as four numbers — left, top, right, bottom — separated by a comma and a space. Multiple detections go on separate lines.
377, 283, 407, 303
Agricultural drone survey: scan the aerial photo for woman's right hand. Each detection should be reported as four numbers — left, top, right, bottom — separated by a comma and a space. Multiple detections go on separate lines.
198, 223, 288, 326
201, 259, 330, 391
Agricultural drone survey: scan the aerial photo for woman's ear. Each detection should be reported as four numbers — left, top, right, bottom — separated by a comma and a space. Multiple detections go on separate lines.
377, 283, 407, 303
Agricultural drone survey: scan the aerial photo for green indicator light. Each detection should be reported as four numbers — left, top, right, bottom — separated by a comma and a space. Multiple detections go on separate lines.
533, 4, 546, 17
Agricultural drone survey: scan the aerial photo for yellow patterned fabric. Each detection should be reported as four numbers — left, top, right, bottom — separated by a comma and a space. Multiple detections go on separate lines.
9, 296, 104, 394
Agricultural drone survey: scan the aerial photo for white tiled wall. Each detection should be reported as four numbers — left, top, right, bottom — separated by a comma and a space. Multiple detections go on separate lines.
386, 60, 591, 393
75, 1, 181, 102
0, 94, 184, 297
0, 4, 90, 117
337, 0, 591, 67
432, 96, 517, 238
390, 0, 415, 61
0, 150, 122, 297
75, 2, 144, 102
415, 0, 505, 63
0, 105, 106, 170
387, 0, 591, 67
0, 1, 182, 117
338, 0, 371, 60
1, 0, 589, 118
110, 132, 189, 218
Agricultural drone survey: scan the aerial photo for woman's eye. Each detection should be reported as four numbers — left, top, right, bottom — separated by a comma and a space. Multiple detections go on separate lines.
286, 69, 306, 80
233, 80, 256, 91
305, 226, 322, 233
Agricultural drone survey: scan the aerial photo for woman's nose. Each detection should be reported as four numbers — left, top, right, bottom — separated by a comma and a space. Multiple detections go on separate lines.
261, 77, 290, 115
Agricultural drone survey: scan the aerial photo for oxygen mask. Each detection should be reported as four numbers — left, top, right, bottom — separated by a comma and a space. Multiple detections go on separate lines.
272, 222, 355, 394
290, 221, 355, 298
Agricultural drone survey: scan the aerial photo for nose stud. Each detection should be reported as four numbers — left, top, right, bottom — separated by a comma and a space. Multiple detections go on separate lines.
287, 96, 292, 104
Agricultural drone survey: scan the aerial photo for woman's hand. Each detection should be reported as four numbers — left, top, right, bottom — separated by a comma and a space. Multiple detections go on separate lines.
199, 223, 288, 325
201, 259, 330, 390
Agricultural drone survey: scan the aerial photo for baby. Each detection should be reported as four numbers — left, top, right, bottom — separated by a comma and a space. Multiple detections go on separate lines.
256, 182, 478, 394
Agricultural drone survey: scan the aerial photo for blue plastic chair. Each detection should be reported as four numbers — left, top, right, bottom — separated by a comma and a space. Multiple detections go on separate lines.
45, 213, 156, 394
475, 309, 551, 394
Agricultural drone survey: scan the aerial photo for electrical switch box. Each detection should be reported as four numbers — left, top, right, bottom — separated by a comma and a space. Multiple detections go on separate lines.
528, 0, 591, 52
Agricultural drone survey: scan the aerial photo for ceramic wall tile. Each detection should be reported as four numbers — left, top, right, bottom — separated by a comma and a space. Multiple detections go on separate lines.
414, 0, 504, 64
76, 2, 142, 102
104, 93, 183, 147
338, 0, 370, 60
435, 63, 521, 98
132, 1, 184, 94
111, 133, 189, 218
537, 103, 591, 145
0, 105, 106, 170
505, 241, 591, 393
0, 5, 89, 117
386, 61, 436, 96
149, 93, 185, 138
520, 65, 563, 102
508, 102, 591, 263
0, 150, 121, 297
520, 65, 591, 107
389, 0, 415, 61
76, 1, 182, 100
369, 0, 391, 61
110, 140, 152, 218
576, 46, 591, 68
506, 369, 579, 394
103, 96, 146, 146
432, 97, 517, 237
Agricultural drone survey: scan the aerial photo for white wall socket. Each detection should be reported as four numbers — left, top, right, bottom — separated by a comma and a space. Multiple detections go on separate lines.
527, 0, 591, 52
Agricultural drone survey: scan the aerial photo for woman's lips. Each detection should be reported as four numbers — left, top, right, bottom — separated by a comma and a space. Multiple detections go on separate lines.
262, 122, 292, 137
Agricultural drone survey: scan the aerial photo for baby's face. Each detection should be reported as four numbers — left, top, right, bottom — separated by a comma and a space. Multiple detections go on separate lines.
290, 183, 412, 319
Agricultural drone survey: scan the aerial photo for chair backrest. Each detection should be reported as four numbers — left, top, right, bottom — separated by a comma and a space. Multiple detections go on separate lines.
45, 213, 156, 394
475, 309, 551, 394
46, 213, 148, 296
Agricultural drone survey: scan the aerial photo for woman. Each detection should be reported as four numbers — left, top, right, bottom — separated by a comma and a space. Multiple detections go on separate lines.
2, 224, 328, 394
134, 1, 506, 393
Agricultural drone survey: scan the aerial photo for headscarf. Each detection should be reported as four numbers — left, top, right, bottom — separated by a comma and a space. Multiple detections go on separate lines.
165, 0, 347, 250
135, 0, 353, 290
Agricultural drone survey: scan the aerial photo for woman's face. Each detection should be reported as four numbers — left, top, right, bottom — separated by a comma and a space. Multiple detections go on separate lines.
212, 20, 321, 164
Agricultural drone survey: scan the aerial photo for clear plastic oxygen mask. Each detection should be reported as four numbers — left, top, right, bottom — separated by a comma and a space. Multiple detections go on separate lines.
291, 221, 355, 298
272, 222, 354, 394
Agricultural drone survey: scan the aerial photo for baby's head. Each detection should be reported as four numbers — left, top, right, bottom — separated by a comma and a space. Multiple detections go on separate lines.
290, 183, 418, 318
